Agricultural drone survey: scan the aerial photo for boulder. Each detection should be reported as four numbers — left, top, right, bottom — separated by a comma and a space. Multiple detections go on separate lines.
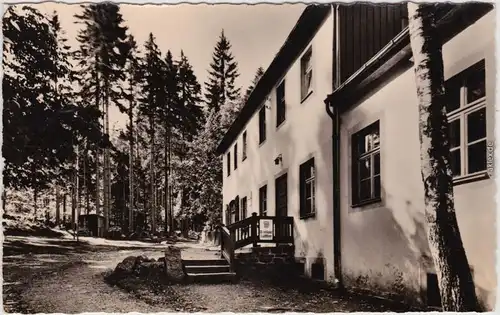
120, 256, 137, 272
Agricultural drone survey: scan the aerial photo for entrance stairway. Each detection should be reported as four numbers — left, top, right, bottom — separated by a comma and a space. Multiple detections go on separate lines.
182, 257, 237, 283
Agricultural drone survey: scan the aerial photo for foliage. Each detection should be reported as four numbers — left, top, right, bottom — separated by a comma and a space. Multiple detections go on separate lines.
243, 66, 265, 101
2, 6, 102, 191
204, 30, 241, 113
175, 99, 244, 226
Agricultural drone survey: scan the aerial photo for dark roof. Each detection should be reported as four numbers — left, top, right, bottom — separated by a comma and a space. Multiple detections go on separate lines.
216, 4, 332, 155
325, 3, 494, 113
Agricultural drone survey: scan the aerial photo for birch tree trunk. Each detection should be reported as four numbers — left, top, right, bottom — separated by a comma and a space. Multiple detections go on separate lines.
407, 3, 478, 311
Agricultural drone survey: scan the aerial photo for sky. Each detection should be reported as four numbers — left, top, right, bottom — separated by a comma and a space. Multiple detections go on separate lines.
26, 2, 307, 131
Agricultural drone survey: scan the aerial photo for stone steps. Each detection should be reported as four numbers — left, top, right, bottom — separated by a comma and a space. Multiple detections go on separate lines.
182, 258, 237, 283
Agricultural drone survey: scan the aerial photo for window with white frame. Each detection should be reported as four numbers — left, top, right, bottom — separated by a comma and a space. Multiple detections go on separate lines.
300, 47, 313, 100
351, 121, 381, 206
445, 60, 487, 179
300, 158, 316, 218
259, 106, 266, 144
242, 131, 247, 161
259, 185, 267, 216
234, 143, 238, 170
276, 80, 286, 127
241, 196, 247, 220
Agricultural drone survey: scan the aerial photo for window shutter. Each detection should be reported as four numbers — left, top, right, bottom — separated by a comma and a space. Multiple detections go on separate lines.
225, 204, 230, 225
299, 166, 305, 217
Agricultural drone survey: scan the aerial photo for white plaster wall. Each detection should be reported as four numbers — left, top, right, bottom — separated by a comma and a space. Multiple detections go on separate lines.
338, 11, 496, 309
222, 8, 336, 281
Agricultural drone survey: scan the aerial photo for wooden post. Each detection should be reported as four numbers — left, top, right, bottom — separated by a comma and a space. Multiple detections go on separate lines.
251, 212, 258, 247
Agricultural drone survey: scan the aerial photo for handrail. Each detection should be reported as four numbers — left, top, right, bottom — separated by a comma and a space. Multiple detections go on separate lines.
219, 213, 295, 270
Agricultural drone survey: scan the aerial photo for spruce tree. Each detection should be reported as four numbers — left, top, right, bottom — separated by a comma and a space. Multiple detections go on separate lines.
177, 50, 204, 139
74, 3, 131, 227
204, 30, 241, 113
137, 33, 165, 233
243, 66, 265, 101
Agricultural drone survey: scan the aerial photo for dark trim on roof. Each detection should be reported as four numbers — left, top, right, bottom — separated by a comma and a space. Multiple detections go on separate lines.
325, 3, 494, 113
216, 4, 332, 155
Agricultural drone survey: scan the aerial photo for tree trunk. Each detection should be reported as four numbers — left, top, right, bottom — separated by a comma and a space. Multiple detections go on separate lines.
103, 74, 111, 231
128, 97, 134, 234
150, 116, 156, 234
407, 3, 478, 311
95, 57, 101, 219
167, 119, 172, 233
55, 185, 60, 225
3, 189, 7, 215
62, 193, 67, 224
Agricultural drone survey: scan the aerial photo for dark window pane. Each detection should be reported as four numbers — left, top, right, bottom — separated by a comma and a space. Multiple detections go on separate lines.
306, 198, 312, 214
468, 140, 486, 174
356, 135, 370, 154
305, 182, 312, 199
467, 108, 486, 143
374, 175, 381, 198
449, 119, 461, 149
359, 157, 371, 179
374, 153, 380, 175
359, 179, 371, 201
450, 149, 461, 177
445, 80, 461, 112
466, 67, 486, 103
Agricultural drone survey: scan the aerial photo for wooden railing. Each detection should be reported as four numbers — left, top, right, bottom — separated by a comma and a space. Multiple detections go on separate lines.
218, 213, 294, 271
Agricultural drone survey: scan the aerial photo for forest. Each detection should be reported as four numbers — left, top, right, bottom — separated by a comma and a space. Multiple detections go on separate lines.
2, 3, 265, 236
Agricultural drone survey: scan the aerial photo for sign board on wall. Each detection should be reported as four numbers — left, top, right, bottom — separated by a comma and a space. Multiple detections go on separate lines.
259, 219, 273, 240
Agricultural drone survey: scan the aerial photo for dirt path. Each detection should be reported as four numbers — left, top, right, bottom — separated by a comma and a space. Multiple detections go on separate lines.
3, 236, 412, 313
3, 237, 172, 313
22, 250, 170, 313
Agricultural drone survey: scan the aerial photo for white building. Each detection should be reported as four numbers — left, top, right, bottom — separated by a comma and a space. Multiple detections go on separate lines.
216, 3, 496, 310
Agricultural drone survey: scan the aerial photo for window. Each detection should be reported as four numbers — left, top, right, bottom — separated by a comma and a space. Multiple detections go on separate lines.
234, 196, 240, 222
351, 121, 381, 206
445, 60, 487, 179
275, 173, 288, 217
226, 152, 231, 177
300, 47, 313, 100
300, 158, 316, 218
259, 106, 266, 144
234, 143, 238, 170
259, 185, 267, 216
241, 197, 247, 220
276, 80, 286, 127
242, 131, 247, 161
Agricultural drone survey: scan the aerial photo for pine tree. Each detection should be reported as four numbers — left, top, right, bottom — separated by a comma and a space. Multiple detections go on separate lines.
204, 30, 241, 113
243, 66, 265, 101
121, 34, 141, 233
137, 33, 165, 234
177, 50, 204, 139
74, 3, 131, 229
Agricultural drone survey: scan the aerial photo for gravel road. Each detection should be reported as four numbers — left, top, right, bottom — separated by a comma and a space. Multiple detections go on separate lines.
3, 236, 412, 313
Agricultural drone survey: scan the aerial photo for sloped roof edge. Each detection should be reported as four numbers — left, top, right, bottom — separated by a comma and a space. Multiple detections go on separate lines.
215, 4, 333, 155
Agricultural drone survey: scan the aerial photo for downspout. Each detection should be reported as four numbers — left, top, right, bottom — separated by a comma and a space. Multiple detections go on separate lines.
325, 3, 343, 290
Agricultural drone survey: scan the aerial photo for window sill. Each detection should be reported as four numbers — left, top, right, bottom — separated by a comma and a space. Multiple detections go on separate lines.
453, 171, 490, 186
351, 197, 382, 209
300, 212, 316, 220
300, 90, 313, 104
